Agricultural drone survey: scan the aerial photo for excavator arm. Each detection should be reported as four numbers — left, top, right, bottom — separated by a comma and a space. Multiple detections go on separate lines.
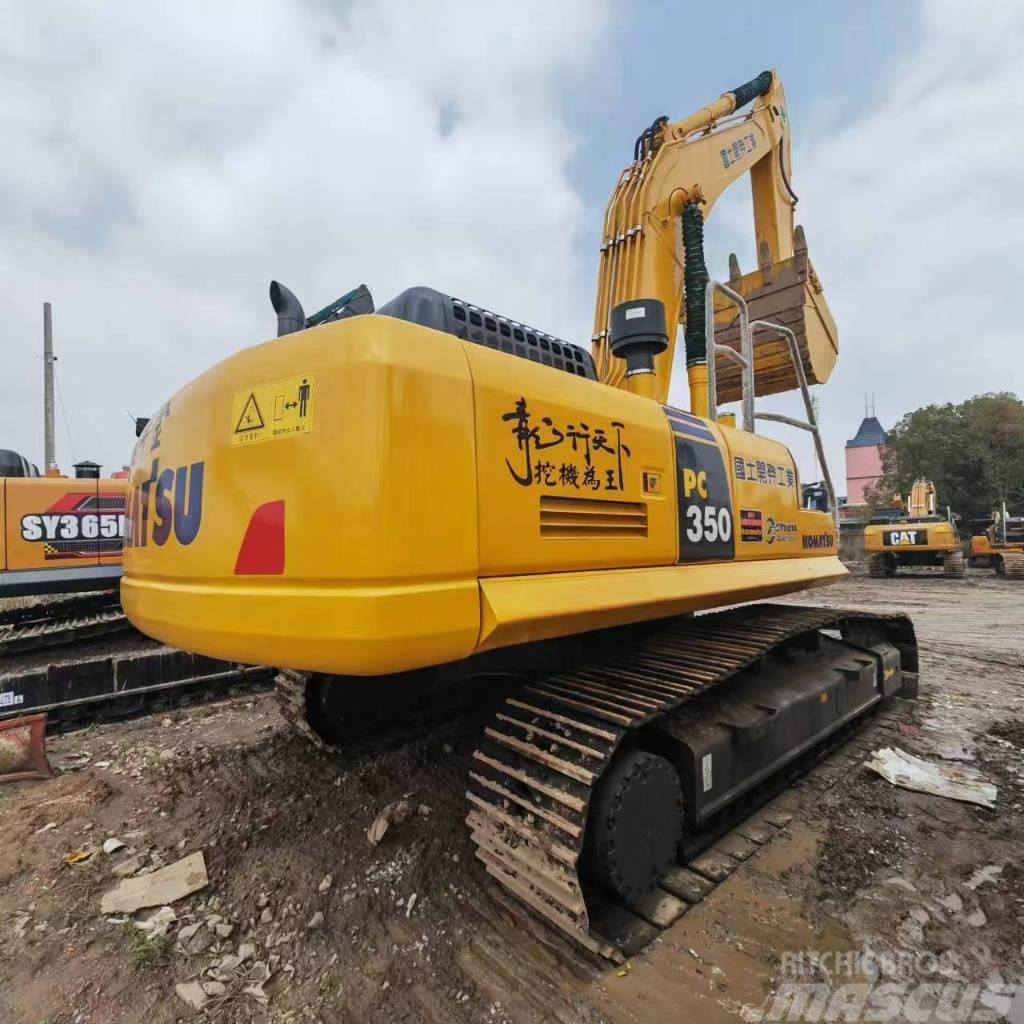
592, 70, 837, 412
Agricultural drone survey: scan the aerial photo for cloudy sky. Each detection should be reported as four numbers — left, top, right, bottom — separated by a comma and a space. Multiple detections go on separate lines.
2, 0, 1022, 493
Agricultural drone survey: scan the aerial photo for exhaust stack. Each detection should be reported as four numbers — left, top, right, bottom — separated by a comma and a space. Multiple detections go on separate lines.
270, 281, 306, 337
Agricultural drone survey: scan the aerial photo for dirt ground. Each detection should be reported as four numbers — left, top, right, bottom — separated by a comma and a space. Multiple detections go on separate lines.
0, 569, 1021, 1023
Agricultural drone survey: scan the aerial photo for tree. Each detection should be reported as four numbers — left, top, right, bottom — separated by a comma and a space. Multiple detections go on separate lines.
865, 393, 1024, 521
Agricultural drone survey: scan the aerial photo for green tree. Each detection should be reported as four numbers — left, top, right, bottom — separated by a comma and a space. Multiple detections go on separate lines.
866, 393, 1024, 521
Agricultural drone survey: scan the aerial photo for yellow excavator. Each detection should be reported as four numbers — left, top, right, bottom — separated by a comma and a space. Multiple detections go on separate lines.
863, 479, 964, 578
121, 70, 917, 959
969, 503, 1024, 579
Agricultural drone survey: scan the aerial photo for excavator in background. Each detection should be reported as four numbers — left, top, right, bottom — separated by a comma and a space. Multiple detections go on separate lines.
863, 479, 963, 578
120, 70, 917, 959
969, 503, 1024, 579
0, 452, 126, 597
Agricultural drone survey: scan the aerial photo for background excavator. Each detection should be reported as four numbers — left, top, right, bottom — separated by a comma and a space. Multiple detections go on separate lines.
969, 503, 1024, 579
863, 479, 964, 578
120, 70, 917, 959
0, 452, 126, 598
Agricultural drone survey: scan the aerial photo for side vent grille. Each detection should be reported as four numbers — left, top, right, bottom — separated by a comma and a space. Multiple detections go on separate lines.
539, 495, 648, 538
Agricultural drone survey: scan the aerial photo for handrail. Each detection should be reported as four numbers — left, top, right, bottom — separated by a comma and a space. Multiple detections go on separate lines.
750, 319, 837, 525
704, 280, 754, 430
702, 279, 837, 524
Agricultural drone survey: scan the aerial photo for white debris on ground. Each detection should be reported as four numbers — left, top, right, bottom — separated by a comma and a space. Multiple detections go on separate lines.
864, 746, 998, 808
100, 851, 209, 914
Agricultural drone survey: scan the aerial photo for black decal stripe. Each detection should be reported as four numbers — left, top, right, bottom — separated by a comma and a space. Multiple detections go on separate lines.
662, 405, 710, 427
664, 415, 716, 442
671, 430, 720, 448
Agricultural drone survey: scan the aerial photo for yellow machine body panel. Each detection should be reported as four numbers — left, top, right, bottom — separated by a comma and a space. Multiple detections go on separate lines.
862, 519, 960, 555
122, 314, 843, 676
0, 476, 127, 596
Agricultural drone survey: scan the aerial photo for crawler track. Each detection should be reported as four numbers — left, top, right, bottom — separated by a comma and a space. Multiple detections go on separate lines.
943, 551, 966, 578
466, 603, 916, 959
0, 643, 273, 733
1003, 551, 1024, 579
0, 592, 130, 657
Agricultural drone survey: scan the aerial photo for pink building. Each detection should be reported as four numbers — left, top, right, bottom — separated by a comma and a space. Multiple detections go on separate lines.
845, 415, 886, 505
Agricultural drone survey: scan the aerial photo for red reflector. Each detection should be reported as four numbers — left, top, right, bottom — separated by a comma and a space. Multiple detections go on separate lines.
234, 500, 285, 575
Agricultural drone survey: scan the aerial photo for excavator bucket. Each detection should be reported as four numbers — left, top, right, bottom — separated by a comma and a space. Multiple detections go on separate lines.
712, 226, 838, 403
0, 713, 53, 783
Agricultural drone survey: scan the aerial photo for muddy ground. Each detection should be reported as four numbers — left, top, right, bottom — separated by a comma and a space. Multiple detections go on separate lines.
0, 570, 1021, 1023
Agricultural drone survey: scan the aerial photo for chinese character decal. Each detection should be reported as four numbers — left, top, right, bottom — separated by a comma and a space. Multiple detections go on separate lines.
502, 398, 631, 491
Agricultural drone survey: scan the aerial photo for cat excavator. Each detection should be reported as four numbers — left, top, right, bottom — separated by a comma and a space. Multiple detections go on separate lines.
121, 70, 917, 959
863, 479, 964, 578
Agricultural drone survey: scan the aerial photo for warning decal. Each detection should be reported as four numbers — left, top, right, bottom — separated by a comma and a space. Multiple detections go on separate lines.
235, 393, 265, 434
230, 374, 315, 446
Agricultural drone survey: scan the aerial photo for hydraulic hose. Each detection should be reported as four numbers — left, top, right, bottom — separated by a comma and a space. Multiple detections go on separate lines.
728, 70, 773, 111
682, 202, 709, 367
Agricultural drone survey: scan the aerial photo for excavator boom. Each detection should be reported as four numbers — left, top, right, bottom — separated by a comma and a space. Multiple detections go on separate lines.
592, 70, 837, 413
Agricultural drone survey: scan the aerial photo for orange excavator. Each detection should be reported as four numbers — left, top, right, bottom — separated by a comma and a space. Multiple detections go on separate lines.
0, 453, 126, 598
969, 503, 1024, 579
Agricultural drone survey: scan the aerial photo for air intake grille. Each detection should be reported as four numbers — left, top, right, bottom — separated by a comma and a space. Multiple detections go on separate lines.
450, 299, 594, 378
539, 495, 648, 538
376, 286, 597, 380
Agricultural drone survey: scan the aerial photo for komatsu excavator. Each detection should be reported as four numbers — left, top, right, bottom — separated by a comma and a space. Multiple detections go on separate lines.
121, 70, 917, 958
863, 479, 964, 578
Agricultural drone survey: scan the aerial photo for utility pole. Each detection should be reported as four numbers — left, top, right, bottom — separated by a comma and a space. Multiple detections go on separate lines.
43, 302, 56, 473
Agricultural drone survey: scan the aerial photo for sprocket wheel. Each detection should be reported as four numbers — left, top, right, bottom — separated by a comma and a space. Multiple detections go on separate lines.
582, 749, 684, 902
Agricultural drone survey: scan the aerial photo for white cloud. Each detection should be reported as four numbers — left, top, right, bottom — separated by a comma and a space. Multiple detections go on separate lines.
0, 0, 612, 471
4, 1, 1021, 504
782, 2, 1024, 489
695, 3, 1024, 493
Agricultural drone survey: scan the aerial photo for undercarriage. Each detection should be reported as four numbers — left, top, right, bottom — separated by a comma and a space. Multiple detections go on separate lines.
275, 602, 917, 959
